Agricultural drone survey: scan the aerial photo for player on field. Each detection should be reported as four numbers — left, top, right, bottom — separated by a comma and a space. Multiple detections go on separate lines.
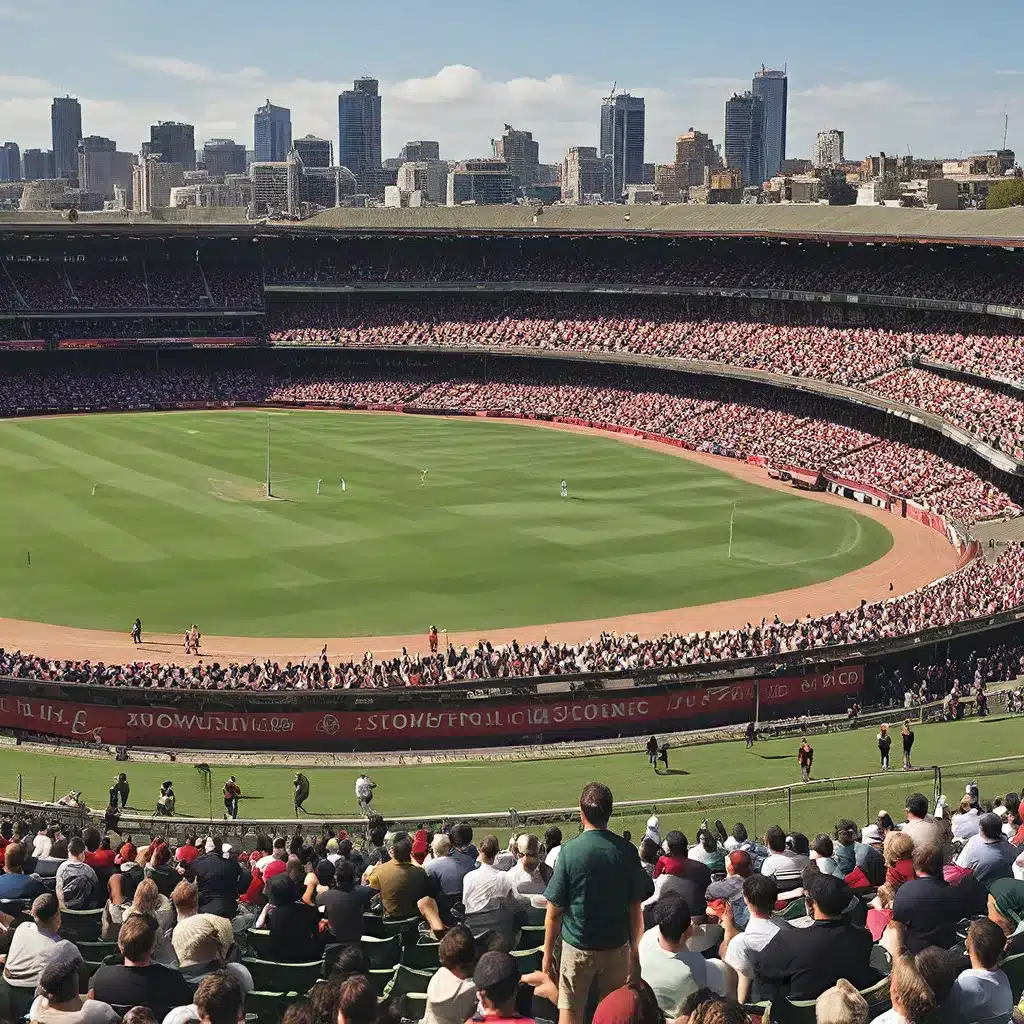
355, 773, 376, 817
429, 626, 439, 654
131, 618, 142, 645
560, 479, 568, 498
293, 772, 310, 814
223, 776, 241, 819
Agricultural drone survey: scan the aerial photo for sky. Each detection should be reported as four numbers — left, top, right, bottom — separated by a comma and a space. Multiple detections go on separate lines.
1, 0, 1021, 166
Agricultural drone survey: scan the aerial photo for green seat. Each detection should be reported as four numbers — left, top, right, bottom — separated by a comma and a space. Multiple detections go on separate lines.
77, 941, 120, 963
510, 948, 541, 975
764, 997, 817, 1024
523, 905, 546, 926
58, 907, 104, 942
242, 958, 324, 998
859, 975, 892, 1020
1003, 952, 1024, 1003
78, 962, 103, 995
774, 899, 806, 922
381, 916, 422, 940
403, 992, 428, 1018
361, 913, 386, 938
401, 940, 441, 970
246, 928, 274, 959
515, 925, 546, 951
361, 933, 403, 969
245, 991, 293, 1024
386, 965, 433, 1003
369, 967, 396, 998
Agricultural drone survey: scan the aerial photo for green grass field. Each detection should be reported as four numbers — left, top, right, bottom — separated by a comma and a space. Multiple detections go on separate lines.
5, 717, 1022, 843
0, 411, 890, 635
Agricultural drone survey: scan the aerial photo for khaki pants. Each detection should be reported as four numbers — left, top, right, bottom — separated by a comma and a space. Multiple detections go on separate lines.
557, 941, 630, 1011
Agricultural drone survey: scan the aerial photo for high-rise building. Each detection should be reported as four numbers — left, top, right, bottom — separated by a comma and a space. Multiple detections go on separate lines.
600, 92, 645, 198
562, 146, 613, 204
0, 142, 20, 182
446, 159, 517, 206
752, 66, 787, 180
724, 92, 765, 187
814, 130, 845, 169
203, 139, 248, 177
338, 77, 382, 176
399, 141, 440, 162
132, 155, 185, 212
77, 136, 133, 199
51, 96, 83, 181
149, 122, 196, 170
397, 160, 448, 203
493, 125, 539, 187
674, 130, 720, 188
294, 135, 333, 168
23, 149, 55, 180
254, 100, 292, 163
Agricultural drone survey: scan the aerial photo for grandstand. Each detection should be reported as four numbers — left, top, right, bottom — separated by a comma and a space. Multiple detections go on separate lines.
0, 222, 1023, 1024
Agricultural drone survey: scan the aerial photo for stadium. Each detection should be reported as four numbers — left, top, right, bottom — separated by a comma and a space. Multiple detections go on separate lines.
1, 209, 1023, 1022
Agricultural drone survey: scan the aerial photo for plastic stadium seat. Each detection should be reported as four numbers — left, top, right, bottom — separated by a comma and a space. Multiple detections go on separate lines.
58, 907, 103, 942
369, 967, 396, 998
401, 940, 441, 970
859, 975, 892, 1019
76, 941, 120, 963
245, 991, 292, 1024
242, 958, 324, 998
361, 913, 386, 938
1002, 952, 1024, 1002
386, 965, 433, 1002
0, 899, 33, 926
510, 948, 541, 975
774, 899, 806, 922
246, 928, 274, 959
361, 933, 403, 969
523, 905, 546, 926
763, 997, 817, 1024
381, 916, 422, 940
515, 925, 546, 951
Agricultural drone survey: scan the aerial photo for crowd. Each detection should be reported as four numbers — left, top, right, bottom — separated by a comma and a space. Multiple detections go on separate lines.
0, 778, 1021, 1024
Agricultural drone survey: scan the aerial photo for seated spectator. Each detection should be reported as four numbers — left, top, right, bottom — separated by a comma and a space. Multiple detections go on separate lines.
263, 874, 322, 963
866, 884, 895, 942
591, 981, 662, 1024
31, 823, 54, 861
760, 825, 808, 892
338, 974, 383, 1024
722, 823, 768, 870
424, 834, 469, 899
639, 839, 659, 877
463, 836, 518, 914
423, 925, 478, 1024
163, 969, 245, 1024
0, 842, 44, 900
756, 873, 877, 1001
956, 812, 1015, 886
171, 912, 253, 991
688, 829, 726, 874
55, 838, 99, 910
191, 838, 250, 920
2, 893, 62, 1015
543, 827, 562, 870
720, 874, 788, 1004
27, 939, 119, 1024
89, 913, 193, 1019
119, 879, 175, 967
368, 835, 429, 919
987, 877, 1024, 954
815, 978, 868, 1024
882, 831, 915, 891
902, 793, 950, 863
946, 918, 1014, 1022
83, 828, 116, 874
317, 859, 374, 945
834, 820, 885, 887
653, 830, 713, 896
873, 953, 937, 1024
506, 834, 552, 900
174, 834, 201, 867
891, 841, 986, 954
170, 881, 198, 941
472, 951, 531, 1024
952, 794, 982, 841
706, 850, 753, 930
142, 841, 178, 897
809, 835, 845, 879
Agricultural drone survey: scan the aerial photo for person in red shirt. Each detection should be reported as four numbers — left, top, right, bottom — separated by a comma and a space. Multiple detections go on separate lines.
471, 951, 535, 1024
175, 833, 201, 866
82, 828, 116, 871
428, 626, 439, 654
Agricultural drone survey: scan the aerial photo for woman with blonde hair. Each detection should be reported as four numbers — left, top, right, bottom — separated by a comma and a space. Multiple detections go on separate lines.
874, 953, 937, 1023
883, 831, 915, 890
952, 793, 981, 841
123, 877, 176, 966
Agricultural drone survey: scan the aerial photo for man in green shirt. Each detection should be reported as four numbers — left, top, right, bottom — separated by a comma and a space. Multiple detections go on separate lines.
542, 782, 654, 1024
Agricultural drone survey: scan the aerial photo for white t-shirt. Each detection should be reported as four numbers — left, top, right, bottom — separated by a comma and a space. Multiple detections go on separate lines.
462, 862, 516, 914
952, 809, 981, 840
723, 915, 784, 984
545, 846, 561, 869
638, 927, 699, 1017
32, 834, 53, 859
355, 777, 373, 800
506, 861, 549, 897
760, 850, 809, 885
947, 967, 1013, 1022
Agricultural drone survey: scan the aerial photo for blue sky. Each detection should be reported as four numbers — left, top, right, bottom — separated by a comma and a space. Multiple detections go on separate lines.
1, 0, 1020, 164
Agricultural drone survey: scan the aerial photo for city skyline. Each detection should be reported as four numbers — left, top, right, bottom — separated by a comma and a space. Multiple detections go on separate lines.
0, 0, 1019, 166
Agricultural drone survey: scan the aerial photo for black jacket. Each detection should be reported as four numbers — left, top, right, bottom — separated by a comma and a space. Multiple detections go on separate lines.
191, 852, 251, 918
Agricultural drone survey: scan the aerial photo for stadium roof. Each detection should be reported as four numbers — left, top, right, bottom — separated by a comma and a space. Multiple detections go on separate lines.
3, 203, 1024, 245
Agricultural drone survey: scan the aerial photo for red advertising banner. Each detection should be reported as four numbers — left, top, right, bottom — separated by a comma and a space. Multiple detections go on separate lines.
0, 668, 862, 749
780, 465, 822, 488
905, 503, 948, 537
57, 338, 255, 350
0, 340, 47, 350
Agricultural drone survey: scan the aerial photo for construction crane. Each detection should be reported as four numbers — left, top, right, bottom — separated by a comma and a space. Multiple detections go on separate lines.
606, 81, 616, 102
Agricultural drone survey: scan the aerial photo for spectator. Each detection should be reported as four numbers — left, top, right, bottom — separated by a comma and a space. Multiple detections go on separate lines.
171, 913, 254, 992
317, 860, 374, 945
756, 873, 877, 1001
706, 850, 753, 930
891, 841, 986, 954
639, 839, 659, 877
590, 981, 662, 1024
2, 893, 62, 1016
689, 830, 726, 874
720, 874, 788, 1005
263, 875, 322, 963
873, 953, 937, 1024
88, 913, 193, 1019
543, 827, 563, 870
31, 823, 54, 860
542, 783, 654, 1024
952, 794, 982, 841
423, 925, 478, 1024
901, 793, 949, 862
337, 974, 379, 1024
164, 969, 246, 1024
83, 828, 116, 873
367, 835, 429, 919
882, 832, 915, 892
362, 826, 389, 869
866, 884, 896, 942
955, 812, 1015, 886
834, 821, 885, 888
760, 825, 808, 892
26, 939, 119, 1024
506, 834, 553, 900
472, 951, 530, 1024
815, 978, 868, 1024
120, 878, 176, 967
191, 838, 250, 919
945, 918, 1014, 1022
987, 877, 1024, 954
0, 842, 44, 900
424, 835, 469, 899
654, 831, 713, 893
809, 835, 845, 879
55, 838, 98, 910
723, 824, 768, 870
175, 833, 202, 867
462, 836, 517, 913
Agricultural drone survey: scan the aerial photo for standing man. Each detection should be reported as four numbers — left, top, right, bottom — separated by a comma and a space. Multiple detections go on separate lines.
645, 737, 658, 768
131, 618, 142, 645
110, 773, 130, 810
560, 479, 568, 499
355, 774, 376, 818
222, 776, 241, 820
797, 739, 814, 784
901, 721, 915, 771
293, 773, 310, 815
429, 626, 439, 654
745, 722, 755, 749
542, 782, 654, 1024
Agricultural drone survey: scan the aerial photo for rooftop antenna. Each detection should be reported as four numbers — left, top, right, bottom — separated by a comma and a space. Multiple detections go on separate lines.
1004, 113, 1010, 150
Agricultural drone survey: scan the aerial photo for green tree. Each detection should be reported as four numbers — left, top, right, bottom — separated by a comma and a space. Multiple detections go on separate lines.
821, 176, 857, 206
985, 178, 1024, 210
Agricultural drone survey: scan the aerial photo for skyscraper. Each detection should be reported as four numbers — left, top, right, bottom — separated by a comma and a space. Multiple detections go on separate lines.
78, 136, 133, 198
338, 77, 382, 175
23, 149, 55, 180
149, 122, 196, 170
600, 92, 645, 199
0, 142, 21, 182
294, 135, 333, 168
399, 141, 440, 162
203, 139, 248, 177
752, 66, 787, 180
674, 130, 720, 188
814, 130, 845, 168
254, 100, 292, 163
493, 126, 539, 187
724, 92, 765, 187
51, 96, 82, 181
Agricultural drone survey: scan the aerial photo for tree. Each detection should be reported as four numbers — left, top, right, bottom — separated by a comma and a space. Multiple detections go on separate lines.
984, 178, 1024, 210
821, 177, 857, 206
